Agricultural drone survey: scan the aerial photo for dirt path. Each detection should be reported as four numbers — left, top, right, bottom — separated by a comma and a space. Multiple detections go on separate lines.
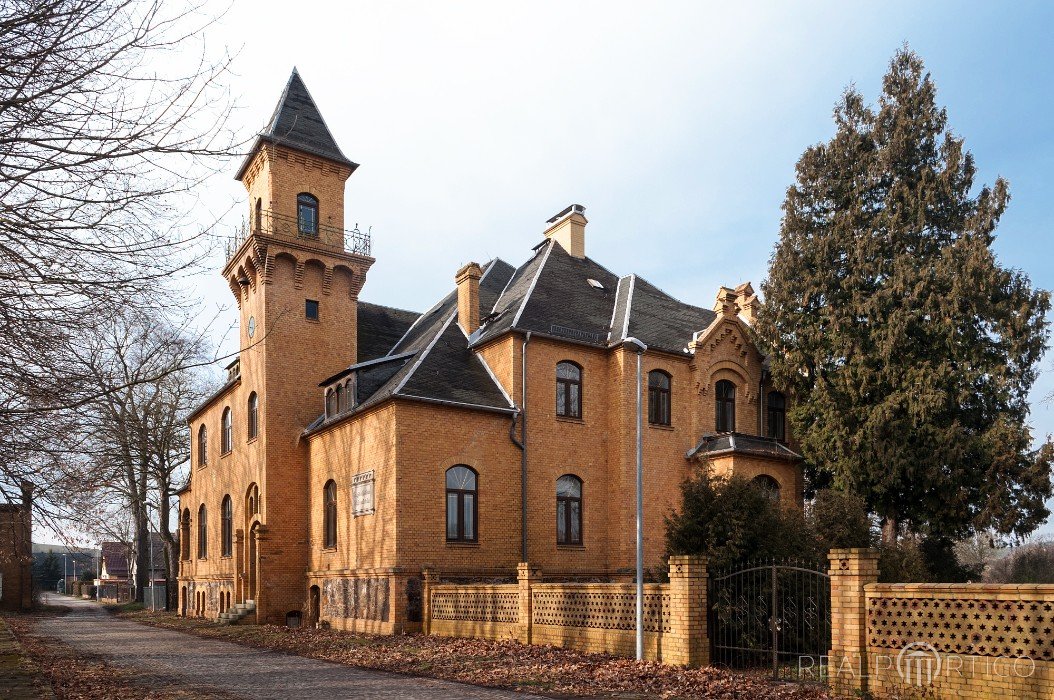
38, 596, 540, 700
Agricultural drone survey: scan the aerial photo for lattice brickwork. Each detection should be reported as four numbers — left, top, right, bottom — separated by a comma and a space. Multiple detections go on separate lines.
430, 585, 519, 623
532, 585, 670, 633
868, 593, 1054, 661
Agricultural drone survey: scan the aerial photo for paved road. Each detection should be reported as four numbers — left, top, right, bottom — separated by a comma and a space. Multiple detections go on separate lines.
40, 597, 541, 699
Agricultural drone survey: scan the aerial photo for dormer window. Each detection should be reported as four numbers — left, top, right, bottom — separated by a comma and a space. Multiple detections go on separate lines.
297, 193, 319, 237
324, 374, 357, 419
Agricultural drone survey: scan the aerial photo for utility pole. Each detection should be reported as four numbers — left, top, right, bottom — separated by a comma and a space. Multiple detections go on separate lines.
624, 337, 647, 661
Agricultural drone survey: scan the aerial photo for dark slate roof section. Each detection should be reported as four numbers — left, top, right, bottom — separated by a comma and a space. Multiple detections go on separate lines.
470, 241, 553, 345
236, 68, 357, 180
100, 541, 129, 579
515, 243, 620, 345
478, 258, 516, 317
607, 275, 632, 344
686, 433, 802, 461
357, 301, 419, 362
619, 277, 716, 355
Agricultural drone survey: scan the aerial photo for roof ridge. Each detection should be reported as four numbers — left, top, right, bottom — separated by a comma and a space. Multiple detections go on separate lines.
389, 310, 457, 397
511, 239, 554, 329
606, 275, 626, 343
621, 274, 636, 340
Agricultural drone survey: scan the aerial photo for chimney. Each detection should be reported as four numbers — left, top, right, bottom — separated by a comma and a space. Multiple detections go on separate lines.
713, 286, 740, 317
456, 262, 483, 335
543, 204, 587, 258
734, 282, 759, 324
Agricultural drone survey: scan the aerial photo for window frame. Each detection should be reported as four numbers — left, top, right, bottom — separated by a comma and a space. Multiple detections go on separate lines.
445, 465, 478, 543
306, 299, 320, 321
766, 391, 786, 442
180, 509, 191, 561
556, 474, 583, 546
647, 370, 672, 426
752, 474, 781, 503
221, 407, 232, 455
715, 379, 736, 433
247, 392, 259, 440
220, 495, 233, 557
297, 193, 319, 237
197, 504, 207, 559
555, 361, 583, 419
197, 425, 207, 467
254, 198, 262, 233
323, 480, 337, 549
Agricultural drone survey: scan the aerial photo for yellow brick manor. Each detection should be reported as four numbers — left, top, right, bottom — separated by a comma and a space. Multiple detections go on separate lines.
177, 69, 803, 631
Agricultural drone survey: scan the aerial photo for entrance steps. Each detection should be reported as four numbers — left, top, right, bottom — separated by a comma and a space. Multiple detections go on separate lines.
217, 599, 255, 625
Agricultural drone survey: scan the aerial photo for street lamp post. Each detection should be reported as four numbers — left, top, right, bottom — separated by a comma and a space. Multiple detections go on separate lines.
624, 337, 648, 661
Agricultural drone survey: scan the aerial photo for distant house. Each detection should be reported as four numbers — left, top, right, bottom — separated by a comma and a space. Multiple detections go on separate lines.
97, 541, 132, 602
0, 496, 32, 611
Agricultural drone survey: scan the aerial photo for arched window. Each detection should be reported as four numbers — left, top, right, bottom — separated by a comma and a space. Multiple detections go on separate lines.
221, 495, 233, 557
715, 380, 736, 432
180, 509, 191, 560
325, 388, 336, 418
247, 392, 259, 439
767, 391, 786, 441
556, 475, 583, 546
297, 193, 319, 237
197, 425, 207, 466
221, 407, 232, 454
254, 198, 262, 233
335, 384, 344, 414
323, 480, 337, 549
445, 465, 477, 542
197, 504, 207, 559
647, 370, 672, 426
246, 483, 259, 517
752, 474, 781, 503
555, 361, 582, 419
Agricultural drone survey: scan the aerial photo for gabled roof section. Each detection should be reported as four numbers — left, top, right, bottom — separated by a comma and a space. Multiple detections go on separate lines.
357, 301, 419, 362
615, 277, 717, 355
236, 68, 357, 180
686, 433, 802, 461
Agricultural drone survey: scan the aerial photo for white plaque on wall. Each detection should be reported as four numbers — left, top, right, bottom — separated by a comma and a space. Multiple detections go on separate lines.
352, 470, 374, 516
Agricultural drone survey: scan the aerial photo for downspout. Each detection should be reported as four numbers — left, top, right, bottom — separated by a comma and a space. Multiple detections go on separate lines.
624, 337, 647, 661
514, 332, 532, 563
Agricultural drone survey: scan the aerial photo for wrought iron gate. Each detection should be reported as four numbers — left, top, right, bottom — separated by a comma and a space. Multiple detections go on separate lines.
708, 560, 831, 682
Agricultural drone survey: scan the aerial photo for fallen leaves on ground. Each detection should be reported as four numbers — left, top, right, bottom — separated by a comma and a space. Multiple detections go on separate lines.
5, 611, 234, 700
120, 610, 831, 699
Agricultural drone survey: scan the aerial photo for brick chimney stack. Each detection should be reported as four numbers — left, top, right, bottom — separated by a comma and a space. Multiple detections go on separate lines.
543, 204, 587, 259
456, 262, 483, 335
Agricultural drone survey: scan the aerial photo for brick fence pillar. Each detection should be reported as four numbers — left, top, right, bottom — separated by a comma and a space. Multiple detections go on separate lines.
666, 555, 709, 667
517, 562, 541, 645
421, 567, 437, 635
828, 548, 879, 697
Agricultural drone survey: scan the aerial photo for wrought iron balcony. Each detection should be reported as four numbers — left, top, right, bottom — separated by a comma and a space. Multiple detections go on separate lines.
226, 209, 372, 261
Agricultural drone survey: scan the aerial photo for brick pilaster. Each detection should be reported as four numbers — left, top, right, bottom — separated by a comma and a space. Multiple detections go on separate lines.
517, 562, 541, 644
666, 555, 709, 667
828, 548, 879, 697
421, 568, 437, 635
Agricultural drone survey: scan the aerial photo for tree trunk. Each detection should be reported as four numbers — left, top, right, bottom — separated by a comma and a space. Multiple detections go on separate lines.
881, 515, 899, 546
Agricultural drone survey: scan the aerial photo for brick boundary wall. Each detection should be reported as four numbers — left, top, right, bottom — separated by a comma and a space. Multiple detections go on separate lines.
829, 548, 1054, 699
422, 556, 708, 666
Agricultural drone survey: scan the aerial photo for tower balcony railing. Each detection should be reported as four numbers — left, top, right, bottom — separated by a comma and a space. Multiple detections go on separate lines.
225, 209, 372, 262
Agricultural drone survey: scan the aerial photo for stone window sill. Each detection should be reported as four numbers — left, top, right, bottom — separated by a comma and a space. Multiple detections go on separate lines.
555, 416, 584, 425
648, 423, 675, 431
557, 544, 585, 550
446, 541, 480, 548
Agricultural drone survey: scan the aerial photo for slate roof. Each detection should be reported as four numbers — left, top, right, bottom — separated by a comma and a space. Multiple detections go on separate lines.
100, 541, 130, 579
357, 302, 419, 362
236, 68, 357, 180
686, 433, 802, 462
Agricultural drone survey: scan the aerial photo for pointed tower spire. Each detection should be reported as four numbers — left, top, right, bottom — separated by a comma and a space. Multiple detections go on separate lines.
236, 68, 357, 180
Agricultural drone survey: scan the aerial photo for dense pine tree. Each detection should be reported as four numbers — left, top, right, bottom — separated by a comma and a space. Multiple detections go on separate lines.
755, 48, 1053, 544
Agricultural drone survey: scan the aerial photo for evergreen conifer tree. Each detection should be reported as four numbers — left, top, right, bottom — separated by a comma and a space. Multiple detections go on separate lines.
755, 48, 1053, 544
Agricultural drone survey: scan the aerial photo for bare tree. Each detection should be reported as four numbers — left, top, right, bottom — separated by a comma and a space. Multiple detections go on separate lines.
0, 0, 237, 520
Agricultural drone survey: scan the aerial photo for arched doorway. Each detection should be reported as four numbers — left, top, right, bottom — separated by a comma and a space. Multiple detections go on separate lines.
309, 585, 321, 627
248, 522, 259, 602
180, 586, 187, 616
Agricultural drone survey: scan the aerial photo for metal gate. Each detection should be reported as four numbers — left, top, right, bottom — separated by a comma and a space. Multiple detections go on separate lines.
708, 560, 831, 682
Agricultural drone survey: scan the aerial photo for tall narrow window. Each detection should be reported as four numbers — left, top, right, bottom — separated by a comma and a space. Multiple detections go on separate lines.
445, 465, 477, 542
767, 391, 786, 441
297, 193, 319, 236
221, 407, 232, 454
556, 475, 583, 545
247, 392, 259, 439
306, 299, 320, 320
246, 483, 259, 517
323, 480, 337, 548
715, 380, 736, 432
325, 388, 336, 417
197, 504, 207, 559
335, 384, 344, 414
221, 495, 232, 557
555, 361, 582, 419
180, 509, 191, 560
648, 370, 672, 426
254, 198, 262, 233
197, 425, 207, 466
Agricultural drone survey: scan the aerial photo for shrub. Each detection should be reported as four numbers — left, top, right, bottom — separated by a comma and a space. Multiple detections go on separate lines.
985, 540, 1054, 583
810, 489, 873, 551
665, 471, 820, 570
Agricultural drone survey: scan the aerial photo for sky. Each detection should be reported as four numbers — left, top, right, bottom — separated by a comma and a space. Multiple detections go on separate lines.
173, 0, 1054, 539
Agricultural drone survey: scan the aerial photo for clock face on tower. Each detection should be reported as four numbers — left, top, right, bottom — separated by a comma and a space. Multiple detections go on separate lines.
247, 316, 256, 338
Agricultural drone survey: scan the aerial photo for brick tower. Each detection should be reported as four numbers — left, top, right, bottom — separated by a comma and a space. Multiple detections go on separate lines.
222, 69, 373, 623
